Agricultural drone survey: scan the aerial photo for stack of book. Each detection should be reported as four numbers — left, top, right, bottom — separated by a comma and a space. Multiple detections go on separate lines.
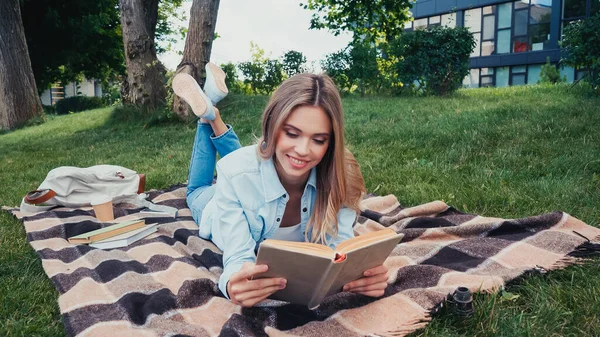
68, 219, 158, 249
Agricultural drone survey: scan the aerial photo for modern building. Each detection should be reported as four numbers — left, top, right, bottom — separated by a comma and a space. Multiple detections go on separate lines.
405, 0, 600, 87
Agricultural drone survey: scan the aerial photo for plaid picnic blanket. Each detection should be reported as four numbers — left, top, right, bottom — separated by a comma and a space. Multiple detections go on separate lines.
5, 184, 600, 337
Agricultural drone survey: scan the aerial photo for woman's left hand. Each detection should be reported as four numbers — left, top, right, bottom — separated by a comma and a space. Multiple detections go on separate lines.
342, 264, 389, 297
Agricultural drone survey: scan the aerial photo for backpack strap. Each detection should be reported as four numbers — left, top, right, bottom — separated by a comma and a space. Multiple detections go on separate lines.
24, 189, 57, 205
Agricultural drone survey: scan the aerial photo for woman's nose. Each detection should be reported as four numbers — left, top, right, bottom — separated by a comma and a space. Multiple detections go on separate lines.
294, 139, 310, 156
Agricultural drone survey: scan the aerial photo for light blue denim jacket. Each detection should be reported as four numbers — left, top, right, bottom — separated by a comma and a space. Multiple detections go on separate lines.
198, 145, 357, 298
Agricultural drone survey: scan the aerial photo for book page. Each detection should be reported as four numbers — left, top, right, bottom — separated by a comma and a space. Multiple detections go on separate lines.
325, 232, 404, 297
255, 244, 334, 307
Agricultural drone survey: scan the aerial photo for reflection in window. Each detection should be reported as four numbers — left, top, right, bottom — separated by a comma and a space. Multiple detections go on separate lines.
483, 15, 495, 40
463, 68, 481, 88
465, 8, 482, 32
515, 0, 529, 9
472, 34, 481, 57
465, 8, 482, 57
481, 68, 495, 87
482, 41, 495, 56
514, 10, 528, 35
530, 23, 551, 50
414, 18, 428, 30
563, 0, 587, 19
441, 13, 456, 27
429, 15, 441, 26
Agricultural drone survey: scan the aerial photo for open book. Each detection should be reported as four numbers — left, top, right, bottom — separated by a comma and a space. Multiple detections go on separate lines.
255, 228, 404, 309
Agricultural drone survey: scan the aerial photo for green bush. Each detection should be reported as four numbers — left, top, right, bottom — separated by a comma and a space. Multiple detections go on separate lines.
347, 41, 380, 96
392, 26, 475, 95
539, 57, 566, 84
561, 13, 600, 92
42, 105, 56, 115
221, 62, 247, 94
55, 96, 106, 114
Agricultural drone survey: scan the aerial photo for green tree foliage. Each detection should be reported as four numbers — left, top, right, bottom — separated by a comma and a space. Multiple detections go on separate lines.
392, 26, 475, 96
539, 57, 566, 84
156, 0, 186, 54
560, 13, 600, 91
347, 42, 379, 95
21, 0, 125, 91
264, 60, 286, 93
220, 62, 246, 94
321, 48, 353, 93
21, 0, 183, 92
282, 50, 307, 77
301, 0, 413, 43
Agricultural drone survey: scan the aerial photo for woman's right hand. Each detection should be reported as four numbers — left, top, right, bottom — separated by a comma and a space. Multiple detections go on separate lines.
226, 262, 286, 307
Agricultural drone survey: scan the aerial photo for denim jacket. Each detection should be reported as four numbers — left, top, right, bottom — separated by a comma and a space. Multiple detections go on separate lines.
198, 145, 357, 298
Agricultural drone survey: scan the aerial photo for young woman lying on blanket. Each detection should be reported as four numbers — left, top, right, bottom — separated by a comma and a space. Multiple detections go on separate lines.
172, 64, 389, 307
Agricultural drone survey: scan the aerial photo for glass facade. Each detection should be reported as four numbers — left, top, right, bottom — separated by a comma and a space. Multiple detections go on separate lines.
405, 0, 600, 88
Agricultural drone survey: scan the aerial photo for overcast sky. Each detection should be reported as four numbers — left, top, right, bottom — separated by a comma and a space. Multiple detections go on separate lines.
158, 0, 353, 71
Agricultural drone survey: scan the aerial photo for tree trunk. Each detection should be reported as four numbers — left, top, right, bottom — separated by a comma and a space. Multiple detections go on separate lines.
119, 0, 167, 109
173, 0, 220, 120
0, 0, 43, 130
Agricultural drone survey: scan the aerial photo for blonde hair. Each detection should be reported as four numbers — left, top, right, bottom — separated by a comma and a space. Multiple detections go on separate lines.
257, 74, 366, 244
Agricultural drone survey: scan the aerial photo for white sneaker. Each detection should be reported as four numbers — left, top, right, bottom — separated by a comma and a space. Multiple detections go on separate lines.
203, 62, 228, 105
172, 73, 215, 120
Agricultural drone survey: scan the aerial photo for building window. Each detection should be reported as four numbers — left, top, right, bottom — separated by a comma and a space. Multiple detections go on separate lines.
441, 13, 456, 28
464, 68, 481, 88
562, 0, 600, 36
414, 18, 428, 30
512, 0, 553, 53
527, 64, 543, 83
481, 68, 495, 87
496, 67, 510, 87
497, 3, 512, 54
513, 3, 529, 52
465, 8, 483, 57
482, 6, 496, 56
510, 65, 527, 85
529, 0, 552, 51
429, 15, 441, 26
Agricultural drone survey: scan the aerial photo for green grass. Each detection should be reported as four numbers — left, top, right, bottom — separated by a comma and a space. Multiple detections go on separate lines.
1, 85, 599, 336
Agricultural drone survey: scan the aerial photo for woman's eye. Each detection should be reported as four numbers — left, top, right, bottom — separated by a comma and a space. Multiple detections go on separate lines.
286, 132, 298, 138
313, 139, 327, 145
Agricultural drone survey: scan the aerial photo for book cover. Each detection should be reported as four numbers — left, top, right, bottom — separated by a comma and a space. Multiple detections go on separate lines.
89, 223, 159, 249
255, 228, 404, 309
68, 219, 145, 244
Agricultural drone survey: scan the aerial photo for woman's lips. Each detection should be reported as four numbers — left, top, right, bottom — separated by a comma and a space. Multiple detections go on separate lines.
287, 155, 309, 169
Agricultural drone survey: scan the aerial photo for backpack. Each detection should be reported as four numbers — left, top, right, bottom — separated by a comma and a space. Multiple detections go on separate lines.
20, 165, 177, 216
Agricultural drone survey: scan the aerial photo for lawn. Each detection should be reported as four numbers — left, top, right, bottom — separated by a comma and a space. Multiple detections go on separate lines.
1, 84, 599, 336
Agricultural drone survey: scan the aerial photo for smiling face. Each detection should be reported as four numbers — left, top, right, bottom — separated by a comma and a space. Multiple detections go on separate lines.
274, 105, 332, 187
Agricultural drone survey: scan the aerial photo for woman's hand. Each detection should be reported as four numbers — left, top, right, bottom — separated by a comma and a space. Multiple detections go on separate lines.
342, 264, 389, 297
227, 262, 286, 307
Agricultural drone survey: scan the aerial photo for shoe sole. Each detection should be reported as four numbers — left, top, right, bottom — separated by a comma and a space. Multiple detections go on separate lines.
172, 73, 208, 118
206, 62, 228, 94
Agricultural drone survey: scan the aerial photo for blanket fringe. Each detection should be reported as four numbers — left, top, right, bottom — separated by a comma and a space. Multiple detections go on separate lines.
378, 316, 432, 337
567, 231, 600, 258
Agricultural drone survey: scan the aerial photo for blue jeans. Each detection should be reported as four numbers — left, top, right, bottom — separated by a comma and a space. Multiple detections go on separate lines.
186, 122, 241, 223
